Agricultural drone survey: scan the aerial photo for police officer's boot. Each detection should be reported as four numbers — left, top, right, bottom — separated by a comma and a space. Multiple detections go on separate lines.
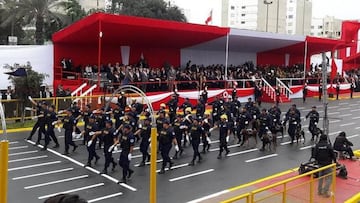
217, 153, 222, 159
189, 160, 195, 166
201, 147, 206, 154
95, 156, 100, 165
100, 169, 108, 174
180, 148, 184, 156
85, 162, 91, 167
147, 155, 151, 162
127, 169, 134, 179
112, 161, 117, 171
159, 167, 165, 174
139, 161, 145, 167
198, 155, 202, 163
169, 161, 174, 170
173, 151, 178, 159
207, 143, 211, 151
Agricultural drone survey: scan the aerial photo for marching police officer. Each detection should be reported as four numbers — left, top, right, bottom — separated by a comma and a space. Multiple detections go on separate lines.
113, 103, 125, 129
135, 118, 152, 166
172, 114, 184, 159
189, 118, 205, 166
81, 104, 93, 145
201, 113, 212, 152
217, 114, 230, 159
158, 120, 179, 174
118, 124, 135, 183
82, 114, 100, 167
258, 108, 271, 151
42, 105, 60, 150
237, 107, 251, 146
166, 94, 178, 123
283, 109, 300, 144
27, 97, 45, 142
60, 109, 78, 155
195, 99, 205, 118
305, 106, 320, 141
210, 97, 221, 124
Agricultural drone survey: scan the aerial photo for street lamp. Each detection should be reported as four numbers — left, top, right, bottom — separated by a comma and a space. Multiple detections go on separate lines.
264, 0, 273, 32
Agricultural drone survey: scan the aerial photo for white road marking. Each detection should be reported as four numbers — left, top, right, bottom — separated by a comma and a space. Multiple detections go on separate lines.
9, 155, 48, 163
328, 106, 338, 109
338, 107, 351, 111
245, 154, 278, 163
329, 120, 340, 124
88, 192, 123, 203
156, 163, 189, 173
9, 146, 28, 150
297, 107, 305, 110
300, 145, 314, 150
24, 175, 89, 189
38, 183, 105, 200
347, 134, 359, 139
317, 111, 324, 113
355, 127, 360, 130
277, 134, 289, 139
9, 150, 38, 156
353, 117, 360, 119
169, 169, 215, 182
280, 139, 304, 145
9, 141, 19, 144
134, 159, 163, 167
8, 161, 61, 172
12, 168, 74, 180
226, 148, 258, 157
85, 166, 100, 174
339, 102, 349, 105
349, 104, 358, 107
329, 131, 341, 136
328, 112, 340, 115
101, 174, 120, 183
350, 109, 360, 112
340, 123, 355, 127
119, 183, 137, 192
338, 114, 352, 117
209, 144, 240, 152
186, 190, 229, 203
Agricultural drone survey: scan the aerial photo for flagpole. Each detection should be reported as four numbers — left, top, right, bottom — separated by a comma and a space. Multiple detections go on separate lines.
225, 33, 229, 82
303, 40, 307, 80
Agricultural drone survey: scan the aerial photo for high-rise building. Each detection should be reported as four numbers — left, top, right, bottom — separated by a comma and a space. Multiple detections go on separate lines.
286, 0, 312, 35
220, 0, 287, 34
310, 16, 342, 39
78, 0, 107, 11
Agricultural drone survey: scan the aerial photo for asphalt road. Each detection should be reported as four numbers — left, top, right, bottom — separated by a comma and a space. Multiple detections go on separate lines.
5, 97, 360, 203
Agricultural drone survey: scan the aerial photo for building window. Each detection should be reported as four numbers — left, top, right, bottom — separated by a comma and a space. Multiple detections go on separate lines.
241, 21, 245, 24
288, 22, 293, 26
231, 6, 235, 10
318, 25, 323, 29
288, 15, 293, 19
310, 32, 314, 35
311, 25, 314, 29
288, 30, 293, 34
241, 6, 246, 9
241, 13, 245, 16
288, 7, 293, 11
230, 13, 235, 17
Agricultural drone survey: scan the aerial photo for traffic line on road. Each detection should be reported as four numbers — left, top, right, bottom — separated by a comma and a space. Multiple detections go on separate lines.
338, 107, 351, 111
156, 163, 189, 173
328, 112, 340, 115
350, 109, 360, 112
280, 139, 304, 145
38, 183, 105, 200
227, 148, 258, 157
355, 127, 360, 130
8, 161, 61, 172
338, 114, 352, 117
134, 159, 163, 167
349, 104, 358, 107
245, 154, 278, 163
347, 134, 359, 139
119, 183, 138, 192
353, 116, 360, 119
24, 175, 89, 189
9, 150, 38, 156
340, 122, 355, 127
9, 145, 28, 150
169, 169, 215, 182
25, 140, 138, 192
209, 144, 240, 152
9, 155, 48, 163
300, 145, 314, 150
9, 141, 19, 144
339, 102, 349, 105
328, 106, 338, 109
329, 120, 340, 124
87, 192, 123, 203
329, 131, 341, 136
12, 168, 74, 180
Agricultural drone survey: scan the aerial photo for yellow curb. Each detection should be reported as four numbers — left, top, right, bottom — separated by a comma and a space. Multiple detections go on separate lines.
354, 150, 360, 158
228, 167, 298, 192
344, 192, 360, 203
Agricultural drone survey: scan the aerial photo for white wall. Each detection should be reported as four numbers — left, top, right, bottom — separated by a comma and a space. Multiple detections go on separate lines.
0, 45, 53, 89
180, 49, 256, 67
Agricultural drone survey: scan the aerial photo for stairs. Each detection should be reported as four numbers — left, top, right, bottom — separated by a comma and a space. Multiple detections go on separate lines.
260, 78, 292, 104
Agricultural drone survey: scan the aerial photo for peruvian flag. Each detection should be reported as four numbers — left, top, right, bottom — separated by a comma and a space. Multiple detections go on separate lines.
205, 10, 213, 25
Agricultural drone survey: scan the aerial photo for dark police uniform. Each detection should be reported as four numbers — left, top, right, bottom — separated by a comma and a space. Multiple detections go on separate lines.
62, 115, 77, 154
218, 120, 230, 159
237, 110, 251, 145
172, 117, 184, 159
166, 97, 178, 123
101, 126, 117, 174
119, 129, 135, 182
113, 106, 125, 129
158, 127, 175, 173
81, 109, 92, 145
43, 110, 59, 149
306, 109, 320, 140
284, 112, 300, 144
28, 103, 46, 141
85, 122, 100, 167
139, 123, 151, 165
195, 102, 205, 118
189, 123, 204, 165
201, 117, 212, 152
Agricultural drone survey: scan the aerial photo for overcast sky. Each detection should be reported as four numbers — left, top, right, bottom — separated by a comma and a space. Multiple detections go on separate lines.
173, 0, 360, 25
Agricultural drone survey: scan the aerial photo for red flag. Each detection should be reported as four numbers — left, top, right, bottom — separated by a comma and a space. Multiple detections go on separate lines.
205, 10, 213, 25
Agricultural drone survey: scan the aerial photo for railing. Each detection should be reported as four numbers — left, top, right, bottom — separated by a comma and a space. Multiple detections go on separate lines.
70, 83, 87, 97
276, 78, 293, 98
222, 163, 337, 203
261, 77, 276, 102
278, 77, 306, 86
73, 84, 97, 109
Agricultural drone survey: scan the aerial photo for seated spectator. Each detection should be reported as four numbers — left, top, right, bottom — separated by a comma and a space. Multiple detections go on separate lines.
56, 84, 66, 97
40, 86, 53, 98
333, 132, 356, 160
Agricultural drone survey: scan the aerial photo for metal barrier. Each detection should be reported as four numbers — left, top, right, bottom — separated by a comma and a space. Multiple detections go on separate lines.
222, 163, 337, 203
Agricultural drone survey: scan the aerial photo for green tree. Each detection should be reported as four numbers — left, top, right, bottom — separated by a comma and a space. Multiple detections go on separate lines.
1, 0, 69, 45
64, 0, 86, 22
110, 0, 186, 22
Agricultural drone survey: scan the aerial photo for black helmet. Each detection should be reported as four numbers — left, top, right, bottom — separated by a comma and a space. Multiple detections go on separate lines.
339, 132, 346, 137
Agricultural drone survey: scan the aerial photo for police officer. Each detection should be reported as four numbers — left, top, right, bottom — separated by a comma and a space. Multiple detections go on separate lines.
231, 86, 237, 101
305, 106, 320, 141
313, 134, 337, 198
258, 109, 271, 151
97, 120, 117, 174
180, 98, 193, 115
283, 110, 300, 144
158, 120, 179, 174
333, 132, 355, 160
183, 107, 193, 147
118, 124, 135, 183
81, 104, 92, 145
286, 104, 301, 119
113, 103, 125, 129
135, 118, 151, 166
166, 94, 178, 123
189, 118, 205, 166
336, 81, 340, 100
42, 104, 60, 150
210, 97, 221, 124
201, 113, 212, 152
71, 102, 82, 134
27, 98, 46, 142
36, 101, 48, 145
195, 99, 205, 118
201, 86, 208, 104
245, 97, 253, 110
97, 106, 112, 149
172, 114, 184, 159
60, 109, 78, 155
303, 83, 308, 103
237, 107, 251, 146
217, 114, 230, 159
82, 114, 100, 167
350, 79, 355, 99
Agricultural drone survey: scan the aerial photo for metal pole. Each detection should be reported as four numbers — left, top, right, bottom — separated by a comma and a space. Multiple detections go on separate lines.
303, 0, 306, 35
0, 102, 8, 203
276, 0, 279, 33
321, 53, 329, 136
266, 4, 269, 32
303, 40, 308, 79
149, 128, 157, 203
97, 21, 102, 91
225, 34, 229, 81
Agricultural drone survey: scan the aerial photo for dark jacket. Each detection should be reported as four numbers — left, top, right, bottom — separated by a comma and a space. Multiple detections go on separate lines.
314, 140, 336, 166
333, 135, 353, 150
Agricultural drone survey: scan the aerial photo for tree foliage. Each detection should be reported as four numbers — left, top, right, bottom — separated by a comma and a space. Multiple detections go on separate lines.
110, 0, 187, 22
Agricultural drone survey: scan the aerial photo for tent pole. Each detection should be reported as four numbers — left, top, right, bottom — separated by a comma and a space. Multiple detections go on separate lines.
225, 34, 229, 83
97, 20, 102, 90
303, 40, 307, 81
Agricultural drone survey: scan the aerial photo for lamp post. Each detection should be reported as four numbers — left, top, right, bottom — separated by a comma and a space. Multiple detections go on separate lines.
276, 0, 279, 33
264, 0, 273, 32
